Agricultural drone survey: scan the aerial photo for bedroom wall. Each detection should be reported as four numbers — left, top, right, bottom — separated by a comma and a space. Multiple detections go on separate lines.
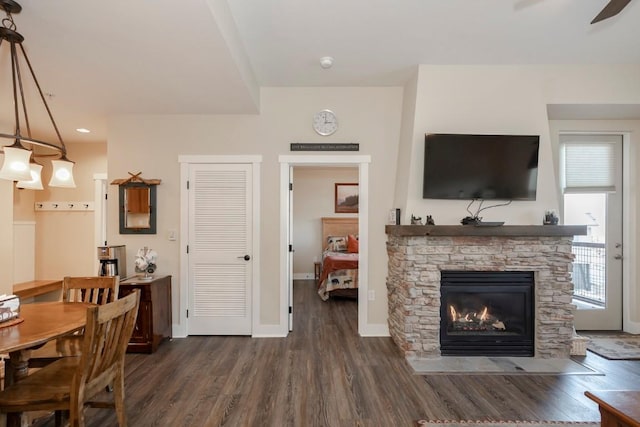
108, 86, 403, 334
292, 166, 359, 279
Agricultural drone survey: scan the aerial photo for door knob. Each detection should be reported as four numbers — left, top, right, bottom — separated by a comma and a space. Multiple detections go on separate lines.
238, 255, 251, 261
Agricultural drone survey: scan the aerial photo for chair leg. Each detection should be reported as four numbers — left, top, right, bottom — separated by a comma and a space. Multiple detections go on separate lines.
70, 389, 85, 427
114, 369, 127, 426
54, 410, 66, 427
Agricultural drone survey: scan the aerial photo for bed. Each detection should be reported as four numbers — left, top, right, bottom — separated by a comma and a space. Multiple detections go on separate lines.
317, 217, 359, 300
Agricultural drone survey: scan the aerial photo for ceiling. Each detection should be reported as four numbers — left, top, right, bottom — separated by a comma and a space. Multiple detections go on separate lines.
1, 0, 639, 145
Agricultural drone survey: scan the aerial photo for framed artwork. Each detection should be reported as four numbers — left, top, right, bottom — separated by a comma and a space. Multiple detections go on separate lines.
335, 183, 359, 213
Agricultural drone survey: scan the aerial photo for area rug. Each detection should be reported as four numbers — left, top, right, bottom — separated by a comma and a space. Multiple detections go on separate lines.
408, 356, 601, 375
414, 421, 599, 427
584, 334, 640, 360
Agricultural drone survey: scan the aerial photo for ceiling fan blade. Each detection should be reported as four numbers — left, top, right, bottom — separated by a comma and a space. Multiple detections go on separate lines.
591, 0, 632, 24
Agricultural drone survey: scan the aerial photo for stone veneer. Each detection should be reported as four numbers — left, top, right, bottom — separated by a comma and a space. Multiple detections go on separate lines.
385, 225, 587, 359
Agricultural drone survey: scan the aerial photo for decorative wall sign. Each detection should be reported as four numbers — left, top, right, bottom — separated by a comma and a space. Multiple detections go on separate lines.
290, 143, 359, 152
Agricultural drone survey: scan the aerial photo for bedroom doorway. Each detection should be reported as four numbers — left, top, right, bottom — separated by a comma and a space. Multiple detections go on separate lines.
279, 155, 371, 336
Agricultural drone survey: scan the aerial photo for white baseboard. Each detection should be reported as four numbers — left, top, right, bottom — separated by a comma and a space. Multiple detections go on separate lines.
624, 320, 640, 334
359, 323, 390, 337
293, 272, 314, 280
252, 323, 288, 337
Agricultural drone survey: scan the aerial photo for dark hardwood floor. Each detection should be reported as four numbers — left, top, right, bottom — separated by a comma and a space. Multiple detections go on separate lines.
42, 280, 639, 426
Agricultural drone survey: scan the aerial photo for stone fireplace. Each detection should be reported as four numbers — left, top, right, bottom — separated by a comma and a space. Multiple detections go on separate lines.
385, 225, 587, 359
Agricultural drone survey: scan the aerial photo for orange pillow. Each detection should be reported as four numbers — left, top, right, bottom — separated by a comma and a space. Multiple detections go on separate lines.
347, 234, 359, 253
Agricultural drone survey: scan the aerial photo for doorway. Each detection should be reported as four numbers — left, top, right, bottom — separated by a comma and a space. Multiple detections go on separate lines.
290, 166, 359, 327
279, 155, 371, 336
560, 134, 623, 330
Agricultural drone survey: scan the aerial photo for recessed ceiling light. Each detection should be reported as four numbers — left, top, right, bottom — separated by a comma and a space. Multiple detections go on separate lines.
76, 128, 91, 133
319, 56, 334, 69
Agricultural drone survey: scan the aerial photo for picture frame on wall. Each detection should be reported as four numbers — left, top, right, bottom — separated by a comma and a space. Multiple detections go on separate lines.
335, 183, 359, 213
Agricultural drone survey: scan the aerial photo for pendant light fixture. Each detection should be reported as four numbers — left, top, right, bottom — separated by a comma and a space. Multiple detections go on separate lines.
0, 0, 76, 189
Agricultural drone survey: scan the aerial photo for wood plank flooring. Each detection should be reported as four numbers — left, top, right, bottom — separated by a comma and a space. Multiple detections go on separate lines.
41, 279, 640, 426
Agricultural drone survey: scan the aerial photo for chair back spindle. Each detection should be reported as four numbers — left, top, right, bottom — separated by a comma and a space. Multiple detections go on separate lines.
63, 276, 120, 305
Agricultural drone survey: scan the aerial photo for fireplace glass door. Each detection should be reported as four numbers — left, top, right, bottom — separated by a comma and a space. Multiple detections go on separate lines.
440, 271, 534, 356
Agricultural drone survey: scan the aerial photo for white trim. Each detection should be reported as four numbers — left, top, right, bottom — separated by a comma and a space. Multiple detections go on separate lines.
558, 130, 633, 332
279, 154, 372, 337
178, 155, 262, 164
293, 273, 314, 280
178, 155, 262, 339
93, 173, 107, 251
359, 323, 390, 337
621, 132, 636, 333
12, 220, 36, 225
251, 325, 288, 338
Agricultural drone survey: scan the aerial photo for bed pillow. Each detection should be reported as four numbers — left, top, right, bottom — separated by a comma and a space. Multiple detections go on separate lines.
347, 234, 359, 253
326, 235, 347, 252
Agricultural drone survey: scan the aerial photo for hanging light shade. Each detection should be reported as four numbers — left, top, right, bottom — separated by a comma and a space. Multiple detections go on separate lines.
49, 156, 76, 188
16, 159, 43, 190
0, 143, 31, 181
0, 0, 76, 188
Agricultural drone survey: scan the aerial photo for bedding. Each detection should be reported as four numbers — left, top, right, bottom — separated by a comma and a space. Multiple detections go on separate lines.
319, 217, 359, 300
317, 249, 359, 301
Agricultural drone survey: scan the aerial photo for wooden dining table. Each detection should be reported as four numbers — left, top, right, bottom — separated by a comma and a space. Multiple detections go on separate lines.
0, 301, 92, 386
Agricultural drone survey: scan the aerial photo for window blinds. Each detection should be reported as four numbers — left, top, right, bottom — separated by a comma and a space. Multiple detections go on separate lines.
561, 134, 620, 193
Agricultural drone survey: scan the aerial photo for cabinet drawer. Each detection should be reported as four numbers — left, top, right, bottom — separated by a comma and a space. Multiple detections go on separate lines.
119, 284, 151, 301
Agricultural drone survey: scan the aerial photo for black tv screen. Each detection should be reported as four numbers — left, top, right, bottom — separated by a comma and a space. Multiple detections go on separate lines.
423, 133, 539, 200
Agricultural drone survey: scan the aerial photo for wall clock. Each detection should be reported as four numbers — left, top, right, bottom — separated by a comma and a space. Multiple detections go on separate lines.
313, 109, 338, 136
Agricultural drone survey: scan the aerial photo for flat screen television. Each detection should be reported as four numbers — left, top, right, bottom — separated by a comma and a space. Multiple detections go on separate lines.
423, 133, 540, 200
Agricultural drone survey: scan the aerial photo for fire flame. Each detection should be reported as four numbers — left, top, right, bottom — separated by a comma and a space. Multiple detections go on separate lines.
449, 305, 491, 322
449, 305, 457, 320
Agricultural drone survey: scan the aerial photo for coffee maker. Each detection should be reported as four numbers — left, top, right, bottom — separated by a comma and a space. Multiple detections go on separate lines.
97, 245, 126, 278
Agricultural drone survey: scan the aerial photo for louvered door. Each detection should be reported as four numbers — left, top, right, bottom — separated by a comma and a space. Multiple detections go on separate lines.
187, 163, 252, 335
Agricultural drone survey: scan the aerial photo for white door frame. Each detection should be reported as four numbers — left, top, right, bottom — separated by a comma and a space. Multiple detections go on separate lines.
177, 155, 262, 338
279, 155, 371, 336
555, 131, 637, 333
94, 173, 108, 277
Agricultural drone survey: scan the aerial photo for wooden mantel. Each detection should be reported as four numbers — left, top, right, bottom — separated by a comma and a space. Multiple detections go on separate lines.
385, 225, 588, 237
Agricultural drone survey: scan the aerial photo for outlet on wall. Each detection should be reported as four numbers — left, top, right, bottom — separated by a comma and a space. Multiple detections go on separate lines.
368, 290, 375, 301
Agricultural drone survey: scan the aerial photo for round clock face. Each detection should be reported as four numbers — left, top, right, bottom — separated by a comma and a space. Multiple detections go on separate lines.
313, 109, 338, 136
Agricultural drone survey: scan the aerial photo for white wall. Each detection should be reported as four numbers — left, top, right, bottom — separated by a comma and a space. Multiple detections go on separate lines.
395, 65, 640, 332
0, 179, 13, 295
108, 87, 403, 332
399, 65, 640, 227
292, 166, 358, 278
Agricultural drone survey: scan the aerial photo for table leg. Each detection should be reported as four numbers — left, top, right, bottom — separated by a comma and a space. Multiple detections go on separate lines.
599, 408, 621, 427
5, 350, 30, 386
5, 350, 31, 427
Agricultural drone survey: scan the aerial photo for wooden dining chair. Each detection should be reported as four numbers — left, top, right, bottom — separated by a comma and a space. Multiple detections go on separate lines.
28, 276, 120, 368
0, 289, 140, 427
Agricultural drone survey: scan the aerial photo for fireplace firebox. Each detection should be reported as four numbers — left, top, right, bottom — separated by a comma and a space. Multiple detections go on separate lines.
440, 271, 534, 356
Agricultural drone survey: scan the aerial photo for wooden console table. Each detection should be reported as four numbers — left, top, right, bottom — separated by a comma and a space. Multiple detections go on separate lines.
13, 279, 62, 299
585, 390, 640, 427
119, 275, 172, 353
